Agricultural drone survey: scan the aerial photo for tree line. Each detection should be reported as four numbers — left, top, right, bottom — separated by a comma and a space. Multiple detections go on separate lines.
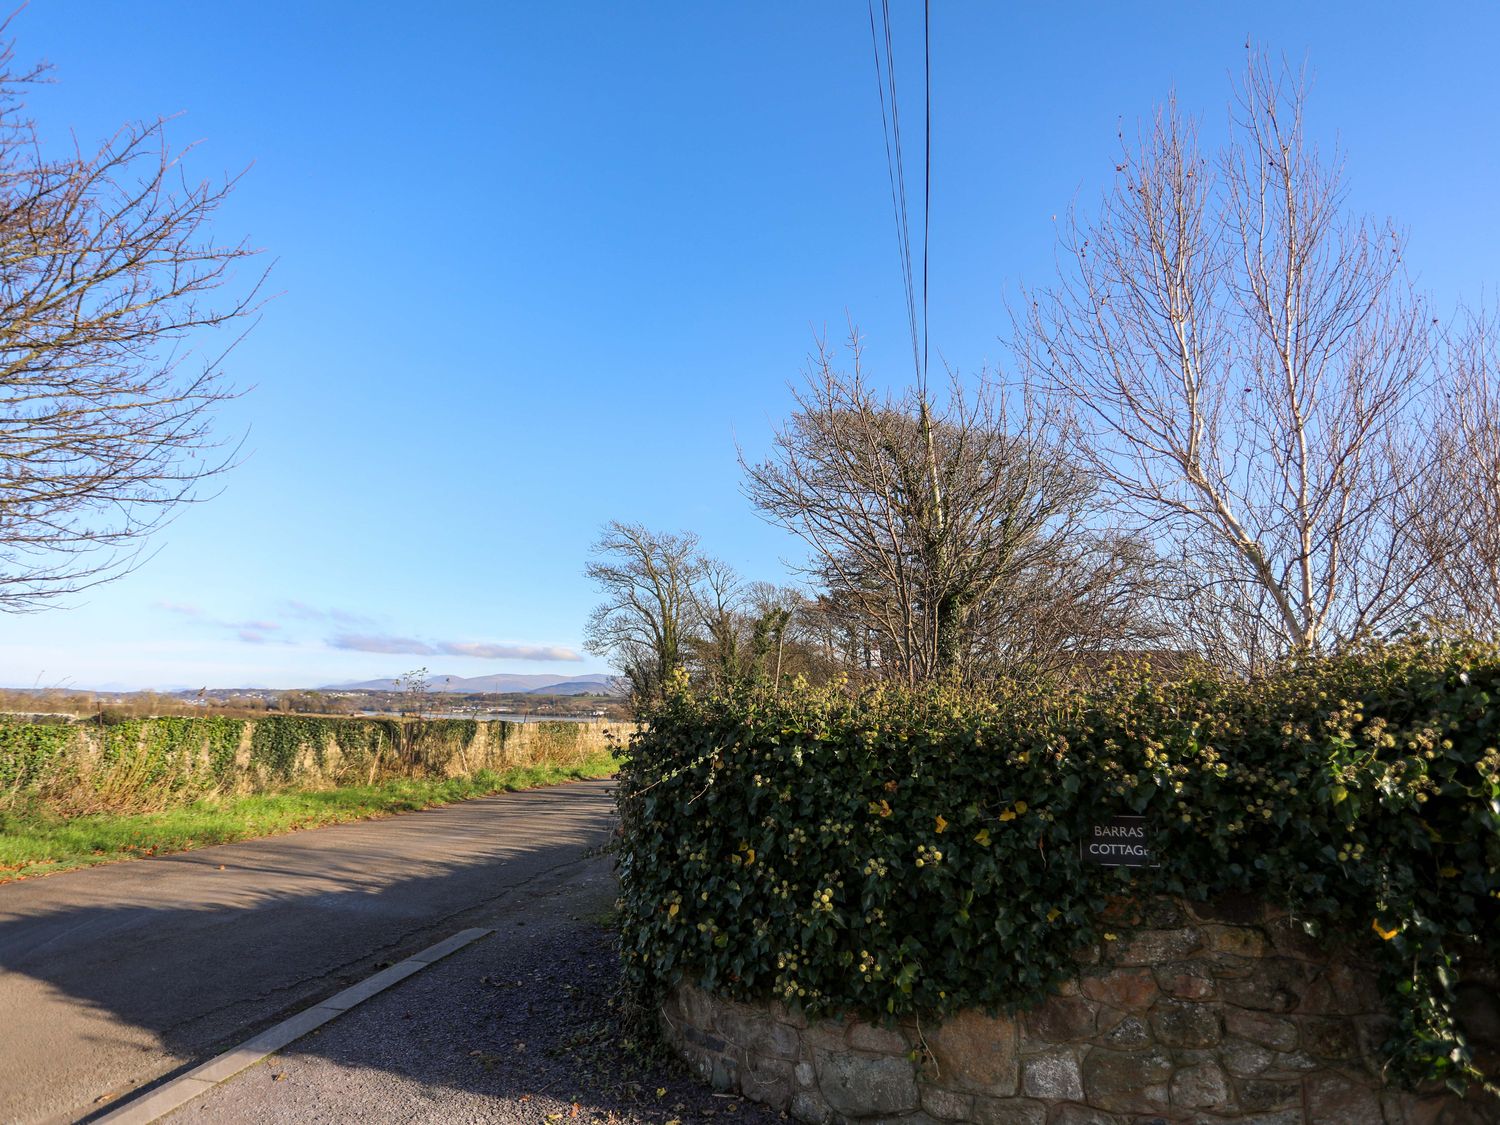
587, 56, 1500, 701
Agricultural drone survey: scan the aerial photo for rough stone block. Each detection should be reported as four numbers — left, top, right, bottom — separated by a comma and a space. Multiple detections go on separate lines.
1324, 962, 1384, 1016
1219, 960, 1310, 1013
794, 1060, 816, 1088
683, 1023, 729, 1054
1303, 1069, 1384, 1125
814, 1048, 920, 1117
1169, 1060, 1230, 1110
1219, 1035, 1276, 1077
1150, 998, 1222, 1048
1071, 942, 1102, 966
1203, 924, 1268, 958
918, 1083, 974, 1121
681, 1041, 717, 1085
770, 999, 809, 1030
1080, 1046, 1172, 1113
926, 1009, 1020, 1095
846, 1019, 910, 1055
717, 1004, 803, 1061
970, 1096, 1048, 1124
1224, 1008, 1299, 1051
740, 1054, 795, 1110
1264, 916, 1326, 961
804, 1019, 849, 1052
1298, 1015, 1361, 1061
790, 1089, 833, 1124
1261, 1048, 1319, 1076
1235, 1076, 1302, 1113
1019, 1046, 1084, 1101
1200, 950, 1261, 980
1115, 927, 1204, 966
679, 982, 718, 1031
1095, 1011, 1151, 1049
1047, 1105, 1128, 1125
1080, 968, 1158, 1010
1155, 960, 1217, 1000
1022, 994, 1098, 1043
709, 1051, 740, 1092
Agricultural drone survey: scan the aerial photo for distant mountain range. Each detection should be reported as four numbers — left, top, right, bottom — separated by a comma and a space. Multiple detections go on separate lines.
324, 672, 621, 696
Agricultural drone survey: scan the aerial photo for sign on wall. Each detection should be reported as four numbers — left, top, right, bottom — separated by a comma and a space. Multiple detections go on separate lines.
1081, 815, 1156, 868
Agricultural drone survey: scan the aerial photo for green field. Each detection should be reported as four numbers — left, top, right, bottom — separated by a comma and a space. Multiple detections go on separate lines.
0, 752, 619, 882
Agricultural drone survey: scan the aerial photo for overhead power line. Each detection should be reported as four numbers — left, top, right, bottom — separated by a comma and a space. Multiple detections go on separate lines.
865, 0, 931, 394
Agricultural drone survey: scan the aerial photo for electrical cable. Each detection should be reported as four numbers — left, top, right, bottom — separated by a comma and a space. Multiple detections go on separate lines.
866, 0, 921, 387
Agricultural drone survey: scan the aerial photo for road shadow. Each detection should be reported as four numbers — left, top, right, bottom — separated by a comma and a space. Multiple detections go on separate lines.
0, 782, 623, 1123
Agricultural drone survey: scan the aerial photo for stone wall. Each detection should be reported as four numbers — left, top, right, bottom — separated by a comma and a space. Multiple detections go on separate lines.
660, 896, 1498, 1124
0, 715, 630, 813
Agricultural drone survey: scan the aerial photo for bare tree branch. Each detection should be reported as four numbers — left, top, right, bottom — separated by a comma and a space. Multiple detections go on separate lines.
1017, 53, 1434, 668
0, 28, 266, 609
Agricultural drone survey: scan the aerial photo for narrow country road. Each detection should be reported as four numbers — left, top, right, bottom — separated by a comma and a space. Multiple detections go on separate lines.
0, 778, 617, 1125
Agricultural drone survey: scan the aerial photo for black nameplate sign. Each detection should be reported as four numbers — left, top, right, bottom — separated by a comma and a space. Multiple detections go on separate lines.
1082, 815, 1156, 867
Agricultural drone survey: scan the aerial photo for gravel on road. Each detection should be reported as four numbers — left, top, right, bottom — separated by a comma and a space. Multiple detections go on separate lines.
166, 852, 785, 1125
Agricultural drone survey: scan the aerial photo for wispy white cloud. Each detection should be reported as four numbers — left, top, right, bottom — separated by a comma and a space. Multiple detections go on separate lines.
438, 641, 581, 661
155, 600, 206, 618
329, 634, 436, 656
328, 635, 581, 662
154, 602, 283, 645
281, 601, 374, 626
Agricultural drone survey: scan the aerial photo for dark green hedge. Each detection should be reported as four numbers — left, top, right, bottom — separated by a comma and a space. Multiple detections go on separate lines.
615, 643, 1500, 1091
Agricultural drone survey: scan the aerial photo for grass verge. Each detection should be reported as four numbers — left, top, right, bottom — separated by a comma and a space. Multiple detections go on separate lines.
0, 752, 619, 883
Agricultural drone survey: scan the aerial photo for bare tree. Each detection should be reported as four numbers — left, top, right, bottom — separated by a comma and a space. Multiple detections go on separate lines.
688, 556, 750, 689
0, 31, 264, 610
1018, 54, 1434, 668
583, 522, 704, 702
1410, 308, 1500, 636
742, 330, 1122, 683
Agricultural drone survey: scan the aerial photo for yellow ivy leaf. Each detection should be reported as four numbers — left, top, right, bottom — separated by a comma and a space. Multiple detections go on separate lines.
1439, 866, 1458, 878
745, 848, 755, 866
1372, 918, 1399, 941
998, 809, 1016, 822
1046, 907, 1061, 923
973, 828, 991, 846
935, 815, 948, 834
668, 902, 679, 918
1014, 801, 1029, 815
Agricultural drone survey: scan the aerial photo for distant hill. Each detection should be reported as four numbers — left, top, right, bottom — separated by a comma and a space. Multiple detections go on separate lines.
534, 679, 620, 696
325, 672, 620, 696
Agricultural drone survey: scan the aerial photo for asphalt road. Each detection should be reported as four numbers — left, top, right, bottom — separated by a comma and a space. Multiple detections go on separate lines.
166, 851, 783, 1125
0, 778, 617, 1125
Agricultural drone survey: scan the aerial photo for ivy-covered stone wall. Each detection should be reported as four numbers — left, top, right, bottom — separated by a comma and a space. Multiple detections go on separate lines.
616, 643, 1500, 1107
0, 715, 629, 814
662, 894, 1499, 1123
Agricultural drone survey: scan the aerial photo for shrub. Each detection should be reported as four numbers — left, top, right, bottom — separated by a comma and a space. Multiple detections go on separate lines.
616, 642, 1500, 1092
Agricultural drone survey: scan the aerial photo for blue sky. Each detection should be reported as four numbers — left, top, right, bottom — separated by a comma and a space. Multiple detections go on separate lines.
1, 2, 1496, 690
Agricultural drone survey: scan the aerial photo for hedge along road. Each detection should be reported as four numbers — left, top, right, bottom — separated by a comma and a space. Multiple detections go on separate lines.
0, 777, 617, 1125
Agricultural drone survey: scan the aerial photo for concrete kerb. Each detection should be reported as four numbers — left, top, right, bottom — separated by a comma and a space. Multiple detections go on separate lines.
94, 927, 494, 1124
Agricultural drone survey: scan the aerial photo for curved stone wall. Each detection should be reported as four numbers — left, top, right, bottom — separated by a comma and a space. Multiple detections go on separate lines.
659, 896, 1498, 1124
